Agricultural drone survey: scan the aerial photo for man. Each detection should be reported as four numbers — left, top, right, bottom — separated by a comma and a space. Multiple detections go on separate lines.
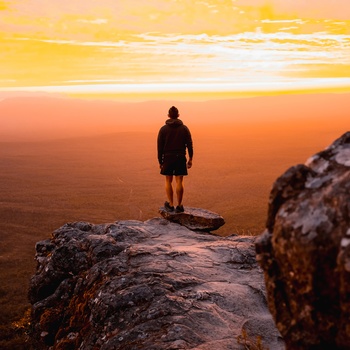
157, 106, 193, 213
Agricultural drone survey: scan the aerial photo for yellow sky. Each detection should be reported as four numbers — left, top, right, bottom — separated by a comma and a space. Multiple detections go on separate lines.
1, 0, 350, 99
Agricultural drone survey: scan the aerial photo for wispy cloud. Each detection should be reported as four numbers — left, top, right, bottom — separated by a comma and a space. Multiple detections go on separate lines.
1, 0, 350, 95
261, 19, 305, 24
3, 29, 349, 91
76, 18, 108, 25
2, 78, 350, 97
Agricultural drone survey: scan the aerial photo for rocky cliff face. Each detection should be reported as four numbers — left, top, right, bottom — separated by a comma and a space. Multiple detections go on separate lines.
29, 218, 283, 349
256, 131, 350, 349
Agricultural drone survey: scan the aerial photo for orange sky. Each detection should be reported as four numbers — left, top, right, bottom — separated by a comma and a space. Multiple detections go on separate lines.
1, 0, 350, 99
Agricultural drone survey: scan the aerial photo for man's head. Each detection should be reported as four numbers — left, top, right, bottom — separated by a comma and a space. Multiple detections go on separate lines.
168, 106, 179, 119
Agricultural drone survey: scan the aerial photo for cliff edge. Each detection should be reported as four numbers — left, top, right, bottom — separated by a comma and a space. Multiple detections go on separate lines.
28, 218, 283, 349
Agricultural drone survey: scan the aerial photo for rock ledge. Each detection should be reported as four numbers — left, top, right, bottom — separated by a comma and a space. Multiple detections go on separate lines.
159, 206, 225, 231
29, 218, 283, 350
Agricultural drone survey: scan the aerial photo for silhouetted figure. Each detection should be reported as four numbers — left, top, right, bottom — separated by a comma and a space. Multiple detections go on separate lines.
157, 106, 193, 213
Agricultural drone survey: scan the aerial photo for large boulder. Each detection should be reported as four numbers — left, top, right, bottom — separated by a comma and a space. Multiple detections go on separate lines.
29, 218, 284, 350
255, 132, 350, 349
159, 206, 225, 231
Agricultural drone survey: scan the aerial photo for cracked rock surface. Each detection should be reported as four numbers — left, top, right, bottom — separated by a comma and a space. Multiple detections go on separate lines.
256, 131, 350, 349
29, 218, 284, 350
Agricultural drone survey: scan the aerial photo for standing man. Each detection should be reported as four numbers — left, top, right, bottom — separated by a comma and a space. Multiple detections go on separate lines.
157, 106, 193, 213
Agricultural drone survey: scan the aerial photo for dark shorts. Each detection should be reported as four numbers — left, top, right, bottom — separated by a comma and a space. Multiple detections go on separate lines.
160, 154, 188, 176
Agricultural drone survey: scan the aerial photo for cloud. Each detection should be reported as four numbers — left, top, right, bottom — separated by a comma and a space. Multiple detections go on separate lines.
1, 0, 350, 40
279, 27, 299, 32
261, 19, 305, 24
7, 30, 350, 78
1, 1, 349, 93
77, 19, 108, 25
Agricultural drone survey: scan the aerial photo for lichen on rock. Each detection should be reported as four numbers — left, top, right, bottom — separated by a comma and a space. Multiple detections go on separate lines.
256, 131, 350, 349
29, 218, 283, 349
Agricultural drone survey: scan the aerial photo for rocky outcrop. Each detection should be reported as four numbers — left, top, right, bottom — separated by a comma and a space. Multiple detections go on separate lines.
256, 132, 350, 349
29, 218, 284, 350
159, 207, 225, 231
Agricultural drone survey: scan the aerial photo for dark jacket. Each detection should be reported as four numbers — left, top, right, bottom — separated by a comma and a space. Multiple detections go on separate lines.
157, 118, 193, 164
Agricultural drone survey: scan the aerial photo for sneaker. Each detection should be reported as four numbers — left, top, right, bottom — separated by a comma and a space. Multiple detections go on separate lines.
164, 201, 174, 212
175, 205, 184, 213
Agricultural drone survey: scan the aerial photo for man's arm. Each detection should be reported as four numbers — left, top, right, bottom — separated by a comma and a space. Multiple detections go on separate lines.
185, 126, 193, 168
157, 129, 164, 165
187, 158, 193, 169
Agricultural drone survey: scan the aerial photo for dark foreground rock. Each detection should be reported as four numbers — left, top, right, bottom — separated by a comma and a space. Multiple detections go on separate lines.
256, 131, 350, 349
159, 206, 225, 231
29, 218, 284, 350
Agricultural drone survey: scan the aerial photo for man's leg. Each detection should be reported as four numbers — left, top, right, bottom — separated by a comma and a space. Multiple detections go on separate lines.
175, 176, 184, 206
165, 175, 174, 206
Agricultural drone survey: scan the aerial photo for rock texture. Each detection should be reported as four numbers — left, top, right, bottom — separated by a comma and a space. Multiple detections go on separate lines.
255, 131, 350, 349
159, 207, 225, 231
29, 218, 284, 350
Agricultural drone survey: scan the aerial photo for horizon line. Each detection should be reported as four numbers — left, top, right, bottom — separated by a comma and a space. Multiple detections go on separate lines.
1, 79, 350, 101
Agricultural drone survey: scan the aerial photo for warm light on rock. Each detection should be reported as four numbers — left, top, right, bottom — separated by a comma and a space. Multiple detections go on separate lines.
29, 219, 283, 349
256, 131, 350, 349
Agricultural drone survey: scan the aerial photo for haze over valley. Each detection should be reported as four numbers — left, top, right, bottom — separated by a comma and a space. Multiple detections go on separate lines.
0, 93, 348, 347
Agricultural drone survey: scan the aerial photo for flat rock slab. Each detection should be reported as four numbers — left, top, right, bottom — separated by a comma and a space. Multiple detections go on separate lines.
29, 219, 284, 350
159, 206, 225, 231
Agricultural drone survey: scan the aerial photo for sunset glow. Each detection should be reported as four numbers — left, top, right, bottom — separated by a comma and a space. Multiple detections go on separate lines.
1, 0, 350, 99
